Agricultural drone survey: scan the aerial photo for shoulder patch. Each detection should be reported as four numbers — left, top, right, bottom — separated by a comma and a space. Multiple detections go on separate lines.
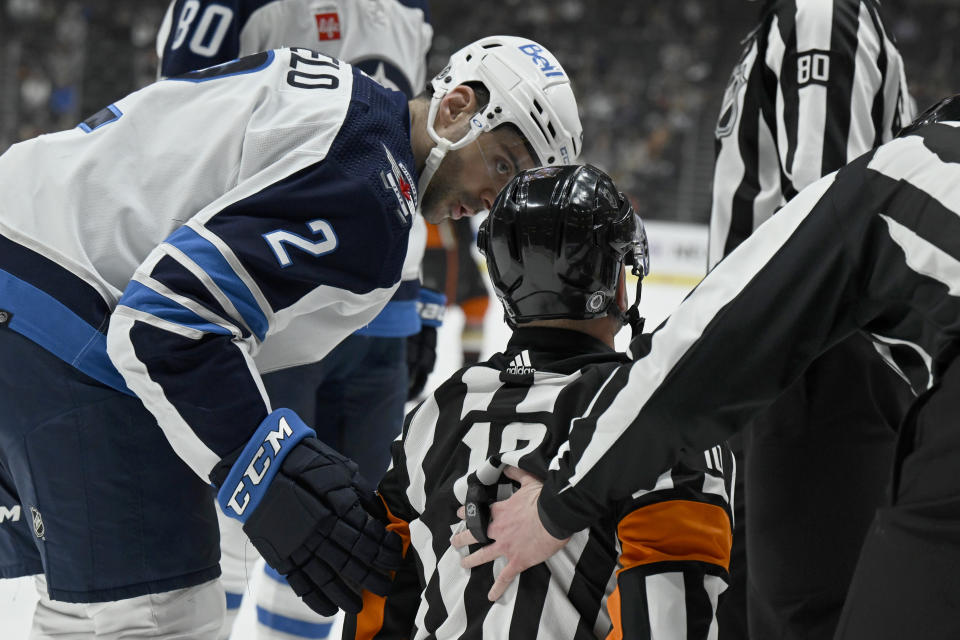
380, 143, 417, 224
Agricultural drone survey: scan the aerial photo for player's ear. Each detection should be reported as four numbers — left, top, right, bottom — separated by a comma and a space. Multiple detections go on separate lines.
434, 85, 477, 140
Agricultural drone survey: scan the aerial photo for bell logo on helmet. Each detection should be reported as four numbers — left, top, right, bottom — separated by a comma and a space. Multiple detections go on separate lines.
518, 43, 565, 78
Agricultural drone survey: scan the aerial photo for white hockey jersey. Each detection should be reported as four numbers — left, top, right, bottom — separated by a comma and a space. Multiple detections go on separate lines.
157, 0, 431, 372
0, 49, 417, 479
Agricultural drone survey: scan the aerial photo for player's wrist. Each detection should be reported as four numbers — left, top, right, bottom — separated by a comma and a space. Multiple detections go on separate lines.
215, 408, 316, 522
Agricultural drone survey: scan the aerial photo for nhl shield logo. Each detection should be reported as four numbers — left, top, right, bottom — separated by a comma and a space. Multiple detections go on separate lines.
380, 144, 417, 224
716, 56, 749, 139
30, 506, 45, 539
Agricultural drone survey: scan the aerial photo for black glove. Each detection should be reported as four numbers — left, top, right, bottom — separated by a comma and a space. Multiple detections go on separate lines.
407, 287, 446, 400
212, 409, 402, 616
406, 325, 437, 400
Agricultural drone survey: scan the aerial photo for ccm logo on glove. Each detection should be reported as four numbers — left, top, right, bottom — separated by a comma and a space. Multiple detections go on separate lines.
218, 409, 316, 520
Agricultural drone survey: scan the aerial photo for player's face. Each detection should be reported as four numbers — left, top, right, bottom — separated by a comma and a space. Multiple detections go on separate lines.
420, 126, 538, 224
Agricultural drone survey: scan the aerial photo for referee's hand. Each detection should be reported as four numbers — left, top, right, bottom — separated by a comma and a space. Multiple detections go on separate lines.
451, 466, 570, 601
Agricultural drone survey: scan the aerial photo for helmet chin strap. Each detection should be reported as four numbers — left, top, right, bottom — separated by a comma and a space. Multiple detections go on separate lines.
418, 93, 485, 203
417, 138, 451, 197
614, 268, 646, 340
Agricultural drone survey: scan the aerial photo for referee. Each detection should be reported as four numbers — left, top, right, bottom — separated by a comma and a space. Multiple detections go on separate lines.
346, 165, 734, 639
467, 98, 960, 640
710, 2, 914, 637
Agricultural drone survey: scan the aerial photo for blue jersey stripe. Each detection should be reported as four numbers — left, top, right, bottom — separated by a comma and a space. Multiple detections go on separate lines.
225, 591, 244, 611
263, 563, 285, 582
354, 299, 419, 337
0, 269, 130, 394
0, 233, 111, 330
255, 607, 333, 639
119, 281, 233, 336
164, 227, 269, 341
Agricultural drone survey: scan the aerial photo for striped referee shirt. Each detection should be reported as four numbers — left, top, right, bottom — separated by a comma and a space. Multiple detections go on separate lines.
346, 328, 733, 639
537, 120, 960, 537
709, 0, 912, 268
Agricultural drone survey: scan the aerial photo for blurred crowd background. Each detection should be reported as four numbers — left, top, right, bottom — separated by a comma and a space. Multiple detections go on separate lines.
0, 0, 955, 224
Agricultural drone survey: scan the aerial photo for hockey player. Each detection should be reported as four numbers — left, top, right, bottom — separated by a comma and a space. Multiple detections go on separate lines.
0, 35, 582, 638
156, 2, 440, 637
158, 0, 442, 417
459, 98, 960, 639
709, 1, 914, 636
345, 164, 734, 639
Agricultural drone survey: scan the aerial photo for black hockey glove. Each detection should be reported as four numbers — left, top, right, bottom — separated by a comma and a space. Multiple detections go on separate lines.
211, 409, 403, 616
407, 326, 437, 400
407, 288, 446, 400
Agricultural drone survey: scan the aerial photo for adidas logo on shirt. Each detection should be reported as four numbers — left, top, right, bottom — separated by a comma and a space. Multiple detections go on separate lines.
504, 350, 536, 377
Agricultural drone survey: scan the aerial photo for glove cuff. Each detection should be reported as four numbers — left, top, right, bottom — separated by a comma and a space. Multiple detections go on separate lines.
217, 408, 316, 522
417, 288, 446, 328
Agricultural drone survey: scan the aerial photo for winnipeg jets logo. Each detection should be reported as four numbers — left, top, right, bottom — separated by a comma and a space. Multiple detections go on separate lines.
380, 144, 417, 224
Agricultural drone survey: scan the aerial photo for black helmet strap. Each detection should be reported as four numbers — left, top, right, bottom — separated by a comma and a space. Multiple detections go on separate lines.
611, 265, 646, 340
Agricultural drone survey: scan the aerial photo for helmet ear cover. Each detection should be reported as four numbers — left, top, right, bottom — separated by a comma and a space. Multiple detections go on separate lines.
479, 165, 650, 333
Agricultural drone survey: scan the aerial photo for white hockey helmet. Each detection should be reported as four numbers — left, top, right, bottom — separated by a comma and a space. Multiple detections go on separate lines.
418, 35, 584, 196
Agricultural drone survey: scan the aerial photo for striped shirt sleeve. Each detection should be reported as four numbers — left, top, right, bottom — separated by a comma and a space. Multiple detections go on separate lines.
607, 445, 734, 639
540, 124, 960, 536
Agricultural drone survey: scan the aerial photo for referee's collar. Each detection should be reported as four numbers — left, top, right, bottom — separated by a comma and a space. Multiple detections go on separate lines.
507, 327, 618, 357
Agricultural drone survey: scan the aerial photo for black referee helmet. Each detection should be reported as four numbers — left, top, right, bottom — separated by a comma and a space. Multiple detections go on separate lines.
477, 164, 650, 331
